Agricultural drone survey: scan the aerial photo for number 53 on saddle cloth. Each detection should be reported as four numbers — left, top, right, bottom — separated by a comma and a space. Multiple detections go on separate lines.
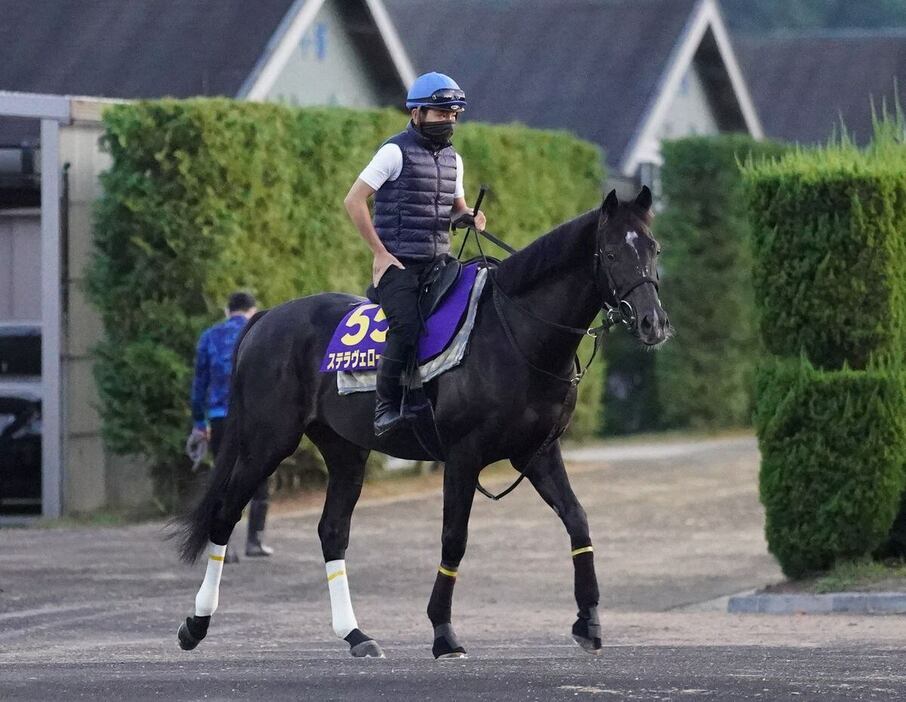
320, 265, 488, 395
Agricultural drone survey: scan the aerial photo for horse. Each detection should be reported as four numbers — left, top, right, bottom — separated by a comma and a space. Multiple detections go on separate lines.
175, 186, 670, 659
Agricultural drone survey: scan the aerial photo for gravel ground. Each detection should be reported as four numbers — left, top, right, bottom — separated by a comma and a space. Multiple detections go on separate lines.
3, 435, 906, 700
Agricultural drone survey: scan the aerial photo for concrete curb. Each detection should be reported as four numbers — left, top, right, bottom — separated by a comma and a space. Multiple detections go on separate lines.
728, 592, 906, 615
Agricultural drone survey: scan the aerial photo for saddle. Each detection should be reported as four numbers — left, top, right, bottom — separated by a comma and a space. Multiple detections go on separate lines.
365, 255, 463, 319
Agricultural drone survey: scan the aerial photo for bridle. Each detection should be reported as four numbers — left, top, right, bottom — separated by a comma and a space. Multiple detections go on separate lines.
457, 201, 660, 500
593, 232, 660, 337
488, 218, 660, 387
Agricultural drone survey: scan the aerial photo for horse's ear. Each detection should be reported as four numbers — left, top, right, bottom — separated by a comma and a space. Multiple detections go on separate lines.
602, 189, 619, 219
635, 185, 653, 212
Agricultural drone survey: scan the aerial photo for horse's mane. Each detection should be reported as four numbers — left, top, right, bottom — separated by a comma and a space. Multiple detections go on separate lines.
494, 209, 598, 293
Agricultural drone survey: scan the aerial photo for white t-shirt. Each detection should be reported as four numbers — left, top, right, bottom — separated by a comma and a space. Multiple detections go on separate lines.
359, 144, 465, 198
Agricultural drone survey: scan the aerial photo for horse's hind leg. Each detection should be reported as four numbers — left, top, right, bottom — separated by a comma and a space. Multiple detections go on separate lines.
307, 424, 383, 658
178, 417, 304, 652
522, 440, 602, 654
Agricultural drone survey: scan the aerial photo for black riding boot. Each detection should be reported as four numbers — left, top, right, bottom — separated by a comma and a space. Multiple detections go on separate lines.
374, 355, 408, 436
245, 499, 273, 557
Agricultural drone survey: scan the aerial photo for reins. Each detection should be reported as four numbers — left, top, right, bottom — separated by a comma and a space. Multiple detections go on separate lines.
455, 191, 642, 500
449, 190, 658, 501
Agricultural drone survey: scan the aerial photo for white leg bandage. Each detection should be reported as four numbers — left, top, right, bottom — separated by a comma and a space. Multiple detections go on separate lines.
194, 542, 227, 617
326, 559, 358, 639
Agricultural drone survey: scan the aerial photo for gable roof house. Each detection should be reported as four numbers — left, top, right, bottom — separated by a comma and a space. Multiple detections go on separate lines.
0, 0, 415, 519
385, 0, 762, 196
735, 31, 906, 146
0, 0, 413, 146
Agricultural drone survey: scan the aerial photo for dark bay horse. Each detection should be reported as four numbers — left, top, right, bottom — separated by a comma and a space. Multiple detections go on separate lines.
176, 187, 670, 658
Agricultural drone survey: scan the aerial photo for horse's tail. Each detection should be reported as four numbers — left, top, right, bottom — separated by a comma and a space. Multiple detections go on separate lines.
175, 309, 269, 564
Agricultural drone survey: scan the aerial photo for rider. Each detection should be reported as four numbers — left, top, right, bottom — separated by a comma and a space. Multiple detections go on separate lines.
344, 72, 487, 436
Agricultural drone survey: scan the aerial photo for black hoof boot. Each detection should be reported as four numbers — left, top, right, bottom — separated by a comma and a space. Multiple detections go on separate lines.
177, 615, 210, 651
571, 607, 602, 654
345, 628, 385, 658
432, 623, 467, 659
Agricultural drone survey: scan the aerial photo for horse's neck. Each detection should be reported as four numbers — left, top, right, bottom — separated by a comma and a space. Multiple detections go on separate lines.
504, 251, 600, 370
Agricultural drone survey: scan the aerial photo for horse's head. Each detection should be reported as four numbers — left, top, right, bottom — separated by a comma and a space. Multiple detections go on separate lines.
595, 187, 671, 347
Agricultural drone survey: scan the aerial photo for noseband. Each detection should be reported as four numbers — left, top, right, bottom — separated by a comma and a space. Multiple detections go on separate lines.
593, 248, 659, 333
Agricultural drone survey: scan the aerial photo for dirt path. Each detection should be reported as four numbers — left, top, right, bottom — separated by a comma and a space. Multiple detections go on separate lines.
4, 435, 906, 700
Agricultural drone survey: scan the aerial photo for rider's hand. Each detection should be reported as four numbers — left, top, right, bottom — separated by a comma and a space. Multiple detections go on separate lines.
452, 210, 487, 231
452, 212, 475, 230
192, 426, 210, 441
373, 250, 405, 286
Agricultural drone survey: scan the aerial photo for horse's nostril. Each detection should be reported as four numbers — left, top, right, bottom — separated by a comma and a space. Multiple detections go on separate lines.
641, 315, 654, 333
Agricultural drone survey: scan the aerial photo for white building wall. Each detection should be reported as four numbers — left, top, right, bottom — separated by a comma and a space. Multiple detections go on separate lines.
0, 210, 41, 320
267, 0, 384, 107
60, 108, 153, 513
658, 62, 720, 141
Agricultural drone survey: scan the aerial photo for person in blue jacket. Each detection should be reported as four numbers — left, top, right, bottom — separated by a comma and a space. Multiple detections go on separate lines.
190, 291, 273, 561
344, 72, 487, 436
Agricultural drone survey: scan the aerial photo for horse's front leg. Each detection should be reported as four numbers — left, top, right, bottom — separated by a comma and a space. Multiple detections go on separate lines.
521, 440, 602, 654
426, 455, 479, 659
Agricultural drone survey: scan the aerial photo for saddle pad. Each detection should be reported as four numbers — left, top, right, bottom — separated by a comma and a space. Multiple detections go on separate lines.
320, 263, 480, 373
336, 267, 487, 394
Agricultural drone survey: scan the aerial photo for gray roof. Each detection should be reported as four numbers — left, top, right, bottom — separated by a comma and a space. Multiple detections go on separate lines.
0, 0, 297, 99
384, 0, 701, 170
735, 31, 906, 145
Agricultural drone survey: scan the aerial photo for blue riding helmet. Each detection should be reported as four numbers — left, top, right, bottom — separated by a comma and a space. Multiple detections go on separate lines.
406, 72, 467, 112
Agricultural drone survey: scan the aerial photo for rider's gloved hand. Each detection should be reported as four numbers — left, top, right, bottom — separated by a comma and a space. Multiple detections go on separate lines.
451, 212, 476, 230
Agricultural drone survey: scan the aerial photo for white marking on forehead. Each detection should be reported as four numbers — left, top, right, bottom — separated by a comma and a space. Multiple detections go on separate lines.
625, 230, 638, 245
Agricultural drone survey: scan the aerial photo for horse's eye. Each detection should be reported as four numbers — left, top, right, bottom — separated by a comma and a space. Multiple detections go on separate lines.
605, 252, 616, 261
656, 248, 661, 256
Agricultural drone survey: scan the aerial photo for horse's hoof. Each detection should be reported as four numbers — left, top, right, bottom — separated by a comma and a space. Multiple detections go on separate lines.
432, 624, 467, 659
571, 609, 602, 654
178, 621, 200, 651
350, 640, 385, 658
436, 651, 468, 660
177, 615, 209, 651
572, 633, 602, 655
345, 628, 384, 658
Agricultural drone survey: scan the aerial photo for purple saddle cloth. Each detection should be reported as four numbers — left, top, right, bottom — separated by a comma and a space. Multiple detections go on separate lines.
320, 264, 479, 373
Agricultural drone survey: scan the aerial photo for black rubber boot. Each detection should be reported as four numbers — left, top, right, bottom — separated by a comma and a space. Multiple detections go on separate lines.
374, 356, 408, 436
245, 499, 273, 557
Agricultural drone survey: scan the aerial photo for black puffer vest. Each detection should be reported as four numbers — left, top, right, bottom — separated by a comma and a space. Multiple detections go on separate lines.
373, 123, 458, 262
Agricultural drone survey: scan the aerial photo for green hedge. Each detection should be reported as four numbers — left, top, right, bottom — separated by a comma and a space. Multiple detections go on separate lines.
745, 137, 906, 370
754, 358, 906, 577
653, 135, 788, 429
746, 116, 906, 576
87, 99, 605, 507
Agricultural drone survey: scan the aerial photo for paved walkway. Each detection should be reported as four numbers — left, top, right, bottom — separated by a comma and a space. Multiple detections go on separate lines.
3, 435, 906, 700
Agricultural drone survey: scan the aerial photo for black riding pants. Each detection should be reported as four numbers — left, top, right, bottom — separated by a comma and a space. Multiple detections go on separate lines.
375, 260, 435, 363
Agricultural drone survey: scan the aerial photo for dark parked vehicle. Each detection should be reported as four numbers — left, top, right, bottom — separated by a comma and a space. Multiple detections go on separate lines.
0, 325, 40, 376
0, 324, 42, 516
0, 391, 41, 515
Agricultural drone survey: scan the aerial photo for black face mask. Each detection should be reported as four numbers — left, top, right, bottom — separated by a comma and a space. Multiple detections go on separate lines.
418, 121, 455, 146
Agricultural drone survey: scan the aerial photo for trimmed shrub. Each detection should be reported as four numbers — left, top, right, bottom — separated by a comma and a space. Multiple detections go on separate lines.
744, 136, 906, 370
87, 99, 605, 508
754, 357, 906, 578
653, 135, 788, 429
